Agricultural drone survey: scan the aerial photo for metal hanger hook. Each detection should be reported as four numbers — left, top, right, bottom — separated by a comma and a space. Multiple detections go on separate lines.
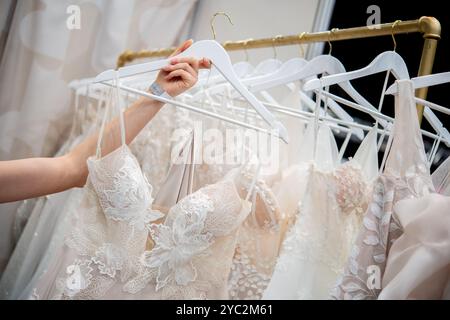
243, 38, 252, 62
391, 20, 402, 51
328, 28, 339, 55
298, 32, 307, 58
272, 35, 283, 59
210, 12, 234, 40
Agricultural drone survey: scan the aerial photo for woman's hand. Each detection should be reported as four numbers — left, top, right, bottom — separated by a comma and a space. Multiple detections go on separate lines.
153, 39, 211, 97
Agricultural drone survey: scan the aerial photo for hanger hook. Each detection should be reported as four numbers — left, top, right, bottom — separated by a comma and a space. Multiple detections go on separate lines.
243, 38, 252, 62
298, 32, 307, 58
391, 20, 402, 51
272, 35, 282, 59
210, 12, 234, 40
327, 28, 338, 55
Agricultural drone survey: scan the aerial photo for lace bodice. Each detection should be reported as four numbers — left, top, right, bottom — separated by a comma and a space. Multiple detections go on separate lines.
36, 145, 163, 300
124, 178, 251, 299
87, 145, 160, 225
331, 79, 435, 300
30, 154, 250, 299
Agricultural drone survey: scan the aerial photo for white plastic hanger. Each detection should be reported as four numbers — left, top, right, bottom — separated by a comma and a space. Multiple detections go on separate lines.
306, 51, 450, 148
252, 58, 283, 75
385, 72, 450, 146
303, 51, 409, 127
385, 71, 450, 94
184, 92, 382, 143
244, 55, 370, 139
242, 57, 307, 87
317, 86, 447, 143
93, 40, 289, 143
304, 51, 409, 90
215, 55, 366, 140
193, 57, 288, 101
195, 61, 255, 88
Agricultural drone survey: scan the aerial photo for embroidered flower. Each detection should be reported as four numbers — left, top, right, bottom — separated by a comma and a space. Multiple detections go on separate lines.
95, 151, 154, 222
141, 191, 215, 291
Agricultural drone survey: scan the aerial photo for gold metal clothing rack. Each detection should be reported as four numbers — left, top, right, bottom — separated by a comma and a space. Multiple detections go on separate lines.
116, 16, 441, 123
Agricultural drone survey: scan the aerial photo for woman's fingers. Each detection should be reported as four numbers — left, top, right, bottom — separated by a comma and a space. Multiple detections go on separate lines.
164, 69, 195, 84
167, 57, 211, 71
169, 57, 199, 71
163, 62, 197, 78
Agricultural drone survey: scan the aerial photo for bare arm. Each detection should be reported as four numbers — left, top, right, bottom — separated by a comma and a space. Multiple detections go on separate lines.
0, 40, 210, 203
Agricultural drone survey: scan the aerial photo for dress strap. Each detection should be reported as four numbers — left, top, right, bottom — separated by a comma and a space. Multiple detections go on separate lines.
95, 87, 112, 158
94, 72, 127, 158
113, 71, 127, 147
383, 79, 429, 177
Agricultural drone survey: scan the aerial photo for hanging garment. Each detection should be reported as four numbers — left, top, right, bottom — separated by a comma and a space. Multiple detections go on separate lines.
122, 169, 252, 299
228, 117, 337, 300
29, 165, 252, 299
227, 90, 308, 300
273, 85, 307, 170
378, 193, 450, 299
331, 79, 435, 300
272, 117, 340, 221
263, 119, 378, 299
227, 166, 284, 300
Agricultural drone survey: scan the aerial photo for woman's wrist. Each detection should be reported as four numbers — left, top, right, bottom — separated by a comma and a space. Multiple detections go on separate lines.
137, 94, 164, 110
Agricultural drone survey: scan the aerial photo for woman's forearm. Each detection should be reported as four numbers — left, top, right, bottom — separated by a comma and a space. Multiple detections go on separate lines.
69, 96, 164, 187
0, 97, 164, 203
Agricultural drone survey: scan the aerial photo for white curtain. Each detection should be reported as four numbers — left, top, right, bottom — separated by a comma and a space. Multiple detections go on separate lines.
0, 0, 198, 274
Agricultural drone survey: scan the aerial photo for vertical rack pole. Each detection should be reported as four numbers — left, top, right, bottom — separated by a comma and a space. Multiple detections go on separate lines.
415, 16, 441, 124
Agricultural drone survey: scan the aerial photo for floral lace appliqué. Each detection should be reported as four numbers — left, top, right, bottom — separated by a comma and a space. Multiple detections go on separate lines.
141, 191, 215, 291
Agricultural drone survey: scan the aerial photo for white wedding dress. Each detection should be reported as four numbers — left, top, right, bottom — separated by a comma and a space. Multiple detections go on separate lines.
263, 115, 379, 299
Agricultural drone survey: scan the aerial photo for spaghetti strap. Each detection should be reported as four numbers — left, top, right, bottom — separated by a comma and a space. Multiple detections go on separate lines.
94, 72, 127, 158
